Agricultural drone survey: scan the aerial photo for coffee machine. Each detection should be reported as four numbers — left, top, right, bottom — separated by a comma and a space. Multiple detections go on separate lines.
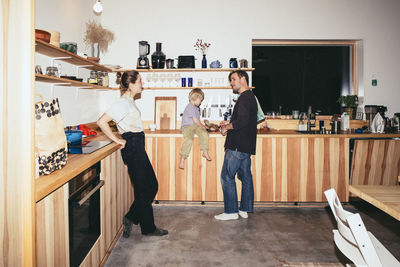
137, 41, 150, 69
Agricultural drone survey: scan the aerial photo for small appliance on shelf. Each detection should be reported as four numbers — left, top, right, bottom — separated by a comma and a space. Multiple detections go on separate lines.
151, 42, 166, 69
137, 41, 150, 69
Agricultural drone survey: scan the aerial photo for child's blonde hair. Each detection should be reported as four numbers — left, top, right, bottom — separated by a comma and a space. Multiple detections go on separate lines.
189, 88, 204, 101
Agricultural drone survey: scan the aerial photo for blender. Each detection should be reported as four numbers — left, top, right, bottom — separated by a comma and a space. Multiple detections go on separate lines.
137, 41, 150, 69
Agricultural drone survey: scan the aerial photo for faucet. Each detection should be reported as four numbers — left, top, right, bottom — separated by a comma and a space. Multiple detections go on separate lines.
307, 106, 316, 131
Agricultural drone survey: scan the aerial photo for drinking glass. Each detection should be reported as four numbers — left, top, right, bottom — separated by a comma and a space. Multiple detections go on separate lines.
167, 73, 173, 87
159, 73, 166, 87
152, 73, 159, 87
174, 73, 181, 87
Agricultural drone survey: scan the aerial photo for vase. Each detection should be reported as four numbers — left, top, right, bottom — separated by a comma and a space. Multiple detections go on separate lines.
202, 55, 207, 68
91, 43, 100, 58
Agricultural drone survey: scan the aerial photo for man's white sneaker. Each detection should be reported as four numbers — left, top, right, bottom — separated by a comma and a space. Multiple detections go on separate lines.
214, 213, 239, 220
238, 210, 248, 218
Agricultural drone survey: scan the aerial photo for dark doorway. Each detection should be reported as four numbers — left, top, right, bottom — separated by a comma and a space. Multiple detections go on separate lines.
252, 45, 351, 115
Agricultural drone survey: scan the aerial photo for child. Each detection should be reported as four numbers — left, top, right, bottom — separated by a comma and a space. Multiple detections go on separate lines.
179, 88, 211, 169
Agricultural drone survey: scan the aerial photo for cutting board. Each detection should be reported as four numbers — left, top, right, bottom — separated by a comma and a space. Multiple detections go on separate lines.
154, 97, 177, 130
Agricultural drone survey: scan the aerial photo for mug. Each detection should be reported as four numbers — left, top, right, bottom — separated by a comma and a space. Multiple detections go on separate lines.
210, 60, 222, 68
149, 124, 156, 131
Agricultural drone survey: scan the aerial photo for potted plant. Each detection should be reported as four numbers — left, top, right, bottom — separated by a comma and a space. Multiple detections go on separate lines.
84, 20, 115, 61
337, 95, 358, 119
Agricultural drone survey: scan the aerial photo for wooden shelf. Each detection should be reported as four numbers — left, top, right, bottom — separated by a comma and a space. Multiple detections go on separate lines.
35, 74, 118, 90
109, 86, 255, 90
112, 68, 255, 72
35, 39, 112, 72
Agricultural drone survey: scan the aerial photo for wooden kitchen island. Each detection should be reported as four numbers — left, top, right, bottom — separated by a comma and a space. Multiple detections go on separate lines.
144, 130, 400, 203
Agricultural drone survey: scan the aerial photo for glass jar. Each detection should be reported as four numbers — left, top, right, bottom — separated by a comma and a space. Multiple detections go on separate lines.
88, 71, 98, 84
102, 72, 109, 87
97, 71, 103, 86
46, 66, 59, 77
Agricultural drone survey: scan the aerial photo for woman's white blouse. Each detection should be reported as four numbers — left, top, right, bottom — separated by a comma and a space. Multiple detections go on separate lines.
106, 94, 144, 134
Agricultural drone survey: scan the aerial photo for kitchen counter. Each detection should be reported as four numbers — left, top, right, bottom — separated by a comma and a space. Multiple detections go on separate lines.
35, 135, 119, 202
144, 129, 400, 138
35, 129, 399, 202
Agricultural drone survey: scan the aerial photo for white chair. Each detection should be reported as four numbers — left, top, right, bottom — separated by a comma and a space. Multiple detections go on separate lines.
324, 188, 400, 267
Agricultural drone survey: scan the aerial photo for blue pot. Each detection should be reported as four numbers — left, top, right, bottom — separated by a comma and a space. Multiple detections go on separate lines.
65, 129, 82, 145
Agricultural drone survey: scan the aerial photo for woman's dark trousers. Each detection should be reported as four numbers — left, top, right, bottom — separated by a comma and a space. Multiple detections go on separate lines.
121, 132, 158, 234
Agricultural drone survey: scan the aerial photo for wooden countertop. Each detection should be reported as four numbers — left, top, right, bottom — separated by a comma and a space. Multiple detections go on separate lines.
35, 135, 120, 202
144, 129, 400, 138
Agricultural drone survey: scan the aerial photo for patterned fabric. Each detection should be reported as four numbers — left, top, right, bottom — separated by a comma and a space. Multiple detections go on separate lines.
35, 97, 67, 175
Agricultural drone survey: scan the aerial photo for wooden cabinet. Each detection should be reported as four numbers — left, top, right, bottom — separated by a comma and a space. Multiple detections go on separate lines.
146, 135, 350, 202
35, 151, 132, 267
80, 151, 133, 267
350, 139, 400, 185
36, 184, 69, 267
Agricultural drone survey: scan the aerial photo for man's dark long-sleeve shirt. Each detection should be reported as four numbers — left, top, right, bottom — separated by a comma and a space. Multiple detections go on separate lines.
224, 90, 257, 155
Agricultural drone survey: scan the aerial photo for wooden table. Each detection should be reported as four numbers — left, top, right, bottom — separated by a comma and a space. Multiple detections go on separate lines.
349, 185, 400, 221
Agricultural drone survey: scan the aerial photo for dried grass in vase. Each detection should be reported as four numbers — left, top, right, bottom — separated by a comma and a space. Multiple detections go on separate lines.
84, 20, 115, 54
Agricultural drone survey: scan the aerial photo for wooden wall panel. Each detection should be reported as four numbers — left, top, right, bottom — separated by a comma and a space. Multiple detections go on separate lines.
36, 184, 69, 267
351, 139, 400, 186
1, 1, 36, 265
81, 152, 133, 267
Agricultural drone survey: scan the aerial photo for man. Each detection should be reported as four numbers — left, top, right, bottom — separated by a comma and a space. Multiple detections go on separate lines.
215, 70, 258, 220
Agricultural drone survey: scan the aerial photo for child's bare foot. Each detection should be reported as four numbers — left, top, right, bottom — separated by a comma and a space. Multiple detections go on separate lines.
202, 152, 212, 161
179, 158, 185, 169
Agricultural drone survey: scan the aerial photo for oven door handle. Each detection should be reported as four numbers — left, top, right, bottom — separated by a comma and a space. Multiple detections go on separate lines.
77, 180, 105, 206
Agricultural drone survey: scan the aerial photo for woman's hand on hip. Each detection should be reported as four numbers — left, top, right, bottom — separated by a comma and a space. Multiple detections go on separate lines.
115, 138, 126, 149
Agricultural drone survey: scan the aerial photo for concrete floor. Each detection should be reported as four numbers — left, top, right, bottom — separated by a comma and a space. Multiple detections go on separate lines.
104, 201, 400, 267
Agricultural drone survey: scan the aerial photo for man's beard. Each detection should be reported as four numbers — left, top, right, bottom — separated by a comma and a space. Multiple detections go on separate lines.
232, 87, 239, 94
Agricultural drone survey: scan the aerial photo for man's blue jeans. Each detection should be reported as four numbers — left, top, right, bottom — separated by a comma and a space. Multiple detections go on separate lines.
220, 149, 254, 213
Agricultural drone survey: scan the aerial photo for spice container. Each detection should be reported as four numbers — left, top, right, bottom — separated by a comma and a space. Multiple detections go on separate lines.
102, 72, 109, 87
88, 71, 98, 84
97, 71, 103, 86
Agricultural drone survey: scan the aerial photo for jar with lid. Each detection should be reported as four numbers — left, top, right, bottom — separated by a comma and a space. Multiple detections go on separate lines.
88, 71, 98, 84
101, 72, 109, 87
97, 71, 103, 86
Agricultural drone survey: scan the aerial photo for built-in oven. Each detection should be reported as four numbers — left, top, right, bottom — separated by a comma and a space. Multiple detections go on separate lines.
69, 162, 104, 267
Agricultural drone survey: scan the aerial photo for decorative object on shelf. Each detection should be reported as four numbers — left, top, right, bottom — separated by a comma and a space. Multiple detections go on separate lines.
229, 58, 238, 68
84, 20, 115, 59
239, 59, 248, 68
46, 30, 60, 47
337, 95, 358, 119
194, 39, 210, 69
60, 42, 77, 54
151, 42, 166, 69
210, 60, 222, 68
35, 65, 43, 74
35, 29, 51, 43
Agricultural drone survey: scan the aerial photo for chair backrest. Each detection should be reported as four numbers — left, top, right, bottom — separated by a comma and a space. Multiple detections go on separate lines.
324, 188, 383, 267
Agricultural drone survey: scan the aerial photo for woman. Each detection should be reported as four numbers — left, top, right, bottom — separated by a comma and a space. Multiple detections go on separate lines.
97, 71, 168, 237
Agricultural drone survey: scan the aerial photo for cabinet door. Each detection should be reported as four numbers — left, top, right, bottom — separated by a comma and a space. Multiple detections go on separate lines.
36, 184, 69, 267
80, 151, 133, 267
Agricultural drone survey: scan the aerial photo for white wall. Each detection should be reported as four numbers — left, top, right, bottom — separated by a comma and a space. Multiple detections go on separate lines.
35, 0, 108, 126
100, 0, 400, 118
36, 0, 400, 127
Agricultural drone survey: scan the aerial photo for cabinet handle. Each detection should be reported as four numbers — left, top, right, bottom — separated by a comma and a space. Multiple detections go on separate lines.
77, 180, 104, 206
